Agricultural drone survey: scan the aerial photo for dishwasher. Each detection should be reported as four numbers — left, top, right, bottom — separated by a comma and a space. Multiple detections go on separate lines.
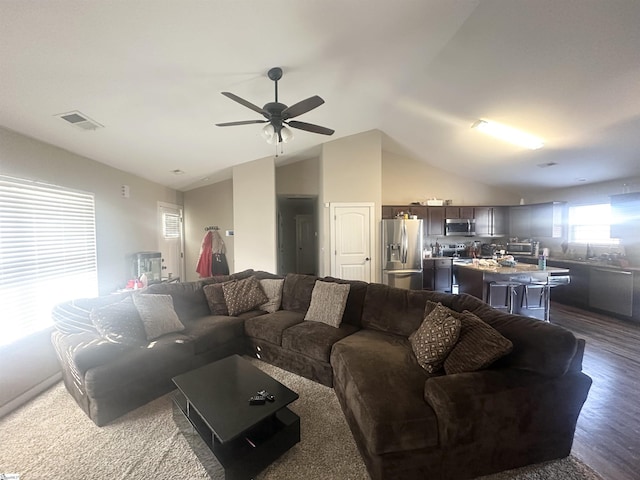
588, 267, 634, 317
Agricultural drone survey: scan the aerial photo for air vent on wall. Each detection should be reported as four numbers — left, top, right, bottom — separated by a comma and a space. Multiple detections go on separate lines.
56, 110, 104, 130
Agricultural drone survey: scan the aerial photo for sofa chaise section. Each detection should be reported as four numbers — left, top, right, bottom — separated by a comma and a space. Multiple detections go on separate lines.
330, 283, 592, 480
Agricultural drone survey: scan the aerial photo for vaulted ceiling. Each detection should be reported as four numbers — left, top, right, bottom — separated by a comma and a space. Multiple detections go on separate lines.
1, 1, 639, 194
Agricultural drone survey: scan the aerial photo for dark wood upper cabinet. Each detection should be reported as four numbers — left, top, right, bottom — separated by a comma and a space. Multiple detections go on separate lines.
445, 206, 475, 219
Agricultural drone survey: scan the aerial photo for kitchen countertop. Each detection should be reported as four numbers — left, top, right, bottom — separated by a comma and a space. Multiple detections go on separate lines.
513, 255, 640, 272
454, 261, 569, 275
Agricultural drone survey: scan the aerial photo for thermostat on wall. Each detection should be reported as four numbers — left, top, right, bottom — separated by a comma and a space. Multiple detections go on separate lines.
225, 230, 234, 236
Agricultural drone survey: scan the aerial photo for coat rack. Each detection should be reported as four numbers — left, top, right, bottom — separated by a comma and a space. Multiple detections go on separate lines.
204, 226, 219, 231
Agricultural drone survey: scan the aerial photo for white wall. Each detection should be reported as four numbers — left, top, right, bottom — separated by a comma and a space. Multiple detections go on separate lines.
382, 151, 519, 206
0, 127, 182, 294
276, 157, 320, 195
319, 130, 383, 279
233, 156, 277, 272
183, 179, 234, 281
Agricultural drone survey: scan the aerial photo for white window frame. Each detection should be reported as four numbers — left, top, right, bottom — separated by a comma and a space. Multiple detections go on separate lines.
567, 203, 619, 245
0, 175, 98, 346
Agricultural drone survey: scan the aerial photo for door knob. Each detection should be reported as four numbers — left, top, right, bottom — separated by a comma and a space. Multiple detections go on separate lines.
365, 257, 370, 261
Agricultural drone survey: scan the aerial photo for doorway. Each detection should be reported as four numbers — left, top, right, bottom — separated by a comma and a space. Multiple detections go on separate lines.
277, 196, 318, 275
157, 202, 185, 281
329, 202, 375, 282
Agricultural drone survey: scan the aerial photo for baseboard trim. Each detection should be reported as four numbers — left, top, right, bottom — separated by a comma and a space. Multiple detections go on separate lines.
0, 372, 62, 419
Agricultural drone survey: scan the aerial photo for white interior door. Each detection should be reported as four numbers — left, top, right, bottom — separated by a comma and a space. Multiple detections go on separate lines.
158, 202, 184, 281
330, 203, 374, 282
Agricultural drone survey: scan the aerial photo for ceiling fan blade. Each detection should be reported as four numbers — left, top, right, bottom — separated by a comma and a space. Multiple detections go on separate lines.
287, 120, 335, 136
282, 95, 325, 119
215, 120, 268, 127
221, 92, 268, 117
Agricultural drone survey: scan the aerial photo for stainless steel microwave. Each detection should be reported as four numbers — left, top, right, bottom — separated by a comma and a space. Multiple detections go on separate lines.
445, 218, 476, 236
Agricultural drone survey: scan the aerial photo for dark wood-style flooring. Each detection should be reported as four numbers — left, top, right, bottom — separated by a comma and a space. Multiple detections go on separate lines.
549, 302, 640, 480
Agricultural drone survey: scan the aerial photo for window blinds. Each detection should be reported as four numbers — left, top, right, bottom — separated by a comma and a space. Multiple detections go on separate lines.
0, 175, 98, 346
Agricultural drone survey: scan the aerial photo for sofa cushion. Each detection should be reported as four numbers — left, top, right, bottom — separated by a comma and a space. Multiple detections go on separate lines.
90, 296, 148, 346
222, 276, 269, 316
203, 282, 230, 316
361, 283, 434, 336
321, 277, 369, 328
181, 315, 246, 354
409, 303, 461, 373
444, 310, 513, 374
281, 321, 359, 363
304, 280, 350, 328
461, 299, 578, 377
259, 278, 285, 313
145, 282, 210, 321
331, 329, 440, 454
244, 310, 305, 345
281, 273, 318, 313
132, 294, 185, 340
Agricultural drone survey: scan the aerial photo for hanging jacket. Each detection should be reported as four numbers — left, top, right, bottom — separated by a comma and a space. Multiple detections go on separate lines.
195, 230, 213, 278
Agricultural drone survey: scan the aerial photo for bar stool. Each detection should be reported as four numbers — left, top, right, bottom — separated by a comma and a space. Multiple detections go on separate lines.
486, 281, 522, 314
521, 281, 549, 321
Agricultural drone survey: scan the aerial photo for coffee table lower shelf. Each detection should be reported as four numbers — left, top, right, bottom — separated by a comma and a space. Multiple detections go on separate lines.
172, 391, 300, 480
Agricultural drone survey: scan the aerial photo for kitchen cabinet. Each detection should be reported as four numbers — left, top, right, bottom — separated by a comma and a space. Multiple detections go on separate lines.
610, 192, 640, 239
428, 207, 445, 236
381, 205, 427, 220
589, 267, 634, 317
423, 258, 452, 292
547, 261, 590, 309
445, 207, 475, 219
382, 205, 442, 235
475, 206, 507, 237
509, 202, 564, 239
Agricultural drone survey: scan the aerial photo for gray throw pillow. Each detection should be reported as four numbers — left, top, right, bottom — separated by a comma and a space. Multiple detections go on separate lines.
259, 278, 285, 313
90, 296, 147, 346
409, 303, 461, 373
444, 310, 513, 374
132, 294, 184, 340
222, 276, 269, 316
304, 280, 350, 328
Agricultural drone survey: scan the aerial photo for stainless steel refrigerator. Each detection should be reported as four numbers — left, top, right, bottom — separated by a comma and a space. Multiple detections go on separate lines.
381, 219, 423, 290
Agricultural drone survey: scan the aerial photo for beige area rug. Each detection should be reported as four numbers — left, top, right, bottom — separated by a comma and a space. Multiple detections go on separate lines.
0, 357, 601, 480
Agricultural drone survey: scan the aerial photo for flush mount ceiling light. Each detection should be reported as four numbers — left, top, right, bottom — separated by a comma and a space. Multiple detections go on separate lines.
471, 119, 544, 150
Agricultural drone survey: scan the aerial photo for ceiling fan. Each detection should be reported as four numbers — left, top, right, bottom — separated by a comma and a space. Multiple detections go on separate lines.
215, 67, 334, 145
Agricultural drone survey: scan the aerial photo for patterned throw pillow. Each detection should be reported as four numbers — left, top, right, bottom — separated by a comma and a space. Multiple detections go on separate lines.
409, 303, 461, 373
222, 276, 269, 316
132, 294, 185, 340
259, 278, 285, 313
90, 296, 148, 346
304, 280, 351, 328
203, 282, 230, 315
444, 310, 513, 374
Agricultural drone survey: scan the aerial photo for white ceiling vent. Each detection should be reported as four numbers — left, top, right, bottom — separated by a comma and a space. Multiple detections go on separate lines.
56, 111, 104, 130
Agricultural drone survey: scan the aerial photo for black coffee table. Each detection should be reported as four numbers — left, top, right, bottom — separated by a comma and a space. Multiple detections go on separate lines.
172, 355, 300, 480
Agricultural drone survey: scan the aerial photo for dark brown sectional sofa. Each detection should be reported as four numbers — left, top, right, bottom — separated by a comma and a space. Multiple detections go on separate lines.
51, 269, 591, 480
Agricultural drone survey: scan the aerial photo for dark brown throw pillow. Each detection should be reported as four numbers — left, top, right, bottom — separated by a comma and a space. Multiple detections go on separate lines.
410, 303, 461, 373
203, 282, 230, 315
444, 310, 513, 374
90, 296, 147, 346
222, 276, 269, 316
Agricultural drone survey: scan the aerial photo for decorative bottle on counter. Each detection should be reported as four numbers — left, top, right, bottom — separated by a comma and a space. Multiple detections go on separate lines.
537, 255, 547, 270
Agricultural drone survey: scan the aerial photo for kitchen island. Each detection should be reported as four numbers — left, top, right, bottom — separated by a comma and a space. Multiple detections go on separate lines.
455, 260, 570, 320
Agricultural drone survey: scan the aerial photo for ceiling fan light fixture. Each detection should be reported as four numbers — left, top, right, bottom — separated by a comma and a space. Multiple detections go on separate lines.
471, 119, 544, 150
261, 123, 275, 141
280, 126, 294, 143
